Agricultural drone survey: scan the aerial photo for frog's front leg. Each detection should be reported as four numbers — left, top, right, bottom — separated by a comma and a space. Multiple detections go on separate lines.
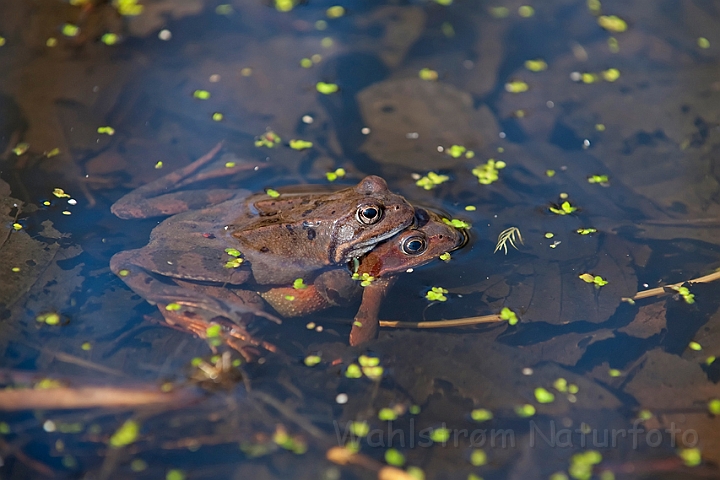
349, 277, 396, 346
112, 143, 260, 219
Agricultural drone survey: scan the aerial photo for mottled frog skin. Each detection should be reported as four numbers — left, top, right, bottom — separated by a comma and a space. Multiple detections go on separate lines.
259, 207, 467, 345
110, 144, 417, 357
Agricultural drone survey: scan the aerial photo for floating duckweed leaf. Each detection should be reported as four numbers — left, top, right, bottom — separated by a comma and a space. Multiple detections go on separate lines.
359, 355, 379, 367
637, 409, 653, 421
546, 169, 556, 177
225, 248, 242, 257
97, 126, 115, 135
549, 201, 577, 215
12, 223, 22, 231
289, 139, 313, 150
446, 145, 467, 158
345, 364, 362, 378
362, 365, 383, 379
316, 82, 339, 94
505, 80, 529, 93
284, 295, 295, 301
579, 273, 607, 287
569, 450, 603, 480
118, 269, 130, 277
35, 378, 63, 389
349, 421, 369, 437
166, 470, 185, 480
81, 342, 91, 350
0, 37, 5, 47
13, 143, 29, 155
293, 278, 307, 289
130, 459, 147, 472
679, 448, 702, 467
494, 226, 523, 254
698, 37, 710, 49
352, 272, 375, 287
672, 285, 695, 304
193, 90, 211, 100
470, 409, 493, 422
155, 161, 163, 169
224, 258, 243, 268
472, 159, 506, 184
212, 112, 224, 121
416, 172, 450, 190
53, 188, 71, 198
518, 5, 534, 17
469, 449, 487, 466
11, 267, 20, 272
36, 312, 61, 325
215, 4, 233, 15
273, 426, 307, 454
325, 168, 346, 181
109, 420, 140, 448
165, 303, 181, 311
439, 252, 451, 262
576, 228, 597, 235
608, 369, 622, 377
304, 355, 321, 367
705, 356, 716, 365
568, 383, 579, 394
326, 5, 345, 18
385, 448, 405, 466
443, 218, 471, 229
587, 174, 609, 184
419, 68, 439, 81
688, 341, 702, 351
430, 427, 450, 443
206, 324, 222, 338
274, 0, 295, 11
544, 232, 554, 239
265, 188, 280, 198
224, 161, 236, 169
465, 205, 476, 211
534, 387, 555, 403
426, 286, 448, 302
601, 68, 620, 82
255, 131, 281, 148
708, 399, 720, 415
524, 59, 547, 72
553, 378, 568, 392
435, 0, 452, 5
115, 0, 144, 15
101, 33, 119, 45
489, 6, 509, 17
500, 307, 518, 325
598, 15, 627, 32
514, 404, 535, 417
62, 24, 79, 37
378, 408, 397, 421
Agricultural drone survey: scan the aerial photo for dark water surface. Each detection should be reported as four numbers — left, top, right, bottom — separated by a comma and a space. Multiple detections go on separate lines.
1, 0, 720, 478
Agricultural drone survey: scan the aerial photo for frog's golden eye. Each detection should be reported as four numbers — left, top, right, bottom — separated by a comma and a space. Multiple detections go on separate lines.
402, 235, 427, 255
356, 204, 384, 225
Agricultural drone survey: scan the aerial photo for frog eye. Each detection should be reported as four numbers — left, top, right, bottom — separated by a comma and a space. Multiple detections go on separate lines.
356, 204, 384, 225
401, 235, 427, 255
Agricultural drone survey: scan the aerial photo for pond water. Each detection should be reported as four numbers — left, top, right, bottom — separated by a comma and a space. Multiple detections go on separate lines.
1, 0, 720, 478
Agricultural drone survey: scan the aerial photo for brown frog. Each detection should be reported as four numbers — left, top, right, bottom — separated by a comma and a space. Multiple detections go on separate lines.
260, 206, 467, 345
110, 144, 416, 356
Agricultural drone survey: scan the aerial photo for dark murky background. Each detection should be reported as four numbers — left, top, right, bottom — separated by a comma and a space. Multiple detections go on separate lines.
1, 0, 720, 478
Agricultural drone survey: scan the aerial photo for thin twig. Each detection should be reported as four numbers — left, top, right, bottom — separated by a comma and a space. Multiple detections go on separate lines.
628, 270, 720, 301
380, 314, 503, 329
